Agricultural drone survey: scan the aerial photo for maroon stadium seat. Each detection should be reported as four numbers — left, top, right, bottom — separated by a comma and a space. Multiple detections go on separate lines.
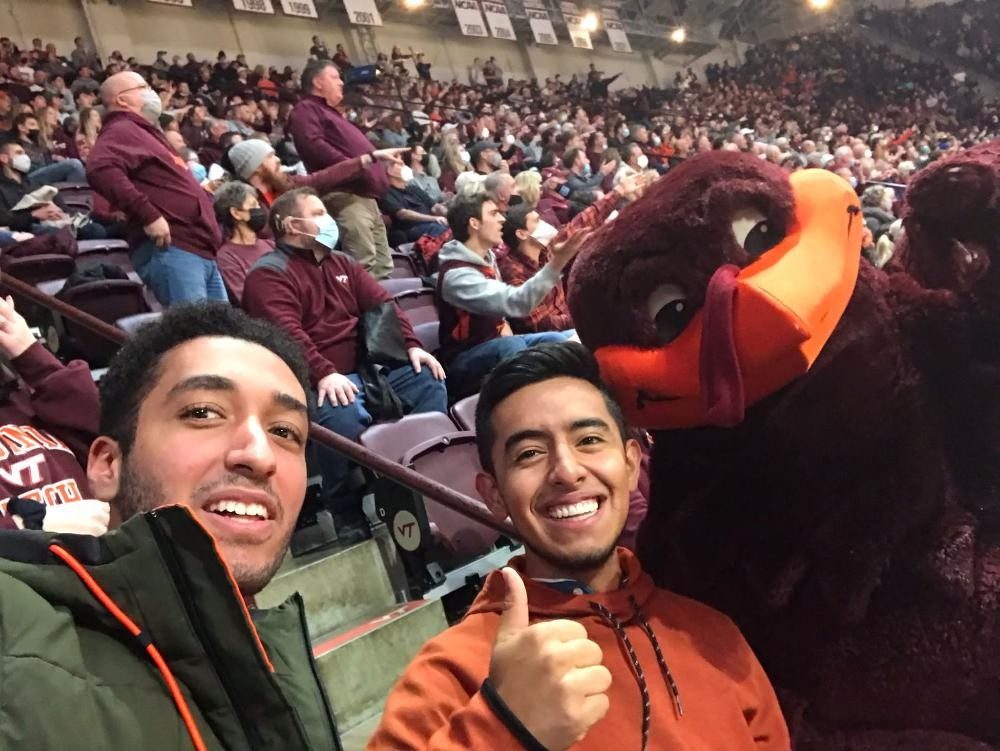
359, 412, 458, 463
394, 289, 437, 326
57, 279, 151, 366
51, 182, 93, 209
401, 431, 500, 559
75, 240, 133, 272
450, 394, 479, 431
2, 254, 76, 286
390, 251, 419, 278
378, 277, 423, 296
413, 321, 439, 353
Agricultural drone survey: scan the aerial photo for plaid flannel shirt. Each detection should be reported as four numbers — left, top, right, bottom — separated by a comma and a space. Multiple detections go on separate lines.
498, 190, 622, 334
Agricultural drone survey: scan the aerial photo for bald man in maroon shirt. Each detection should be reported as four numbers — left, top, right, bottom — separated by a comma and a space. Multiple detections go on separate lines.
87, 72, 225, 306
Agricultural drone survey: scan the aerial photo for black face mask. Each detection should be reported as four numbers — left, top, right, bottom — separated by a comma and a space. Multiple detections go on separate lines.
246, 207, 267, 233
26, 129, 40, 142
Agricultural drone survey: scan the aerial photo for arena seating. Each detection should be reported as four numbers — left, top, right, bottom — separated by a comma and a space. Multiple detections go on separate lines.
378, 276, 423, 296
56, 278, 151, 365
401, 431, 500, 560
450, 394, 478, 432
412, 321, 440, 353
389, 252, 420, 279
393, 288, 437, 326
74, 239, 132, 272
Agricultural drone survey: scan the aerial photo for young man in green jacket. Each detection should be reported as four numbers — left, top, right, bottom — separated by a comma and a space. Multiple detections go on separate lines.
0, 302, 341, 750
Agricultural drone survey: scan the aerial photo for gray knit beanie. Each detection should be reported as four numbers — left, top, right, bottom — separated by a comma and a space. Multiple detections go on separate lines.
228, 139, 274, 180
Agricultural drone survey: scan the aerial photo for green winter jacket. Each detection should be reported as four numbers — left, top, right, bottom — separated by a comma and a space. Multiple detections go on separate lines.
0, 505, 341, 750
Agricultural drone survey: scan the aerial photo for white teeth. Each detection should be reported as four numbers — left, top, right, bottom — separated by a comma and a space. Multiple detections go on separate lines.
546, 499, 599, 520
205, 500, 269, 519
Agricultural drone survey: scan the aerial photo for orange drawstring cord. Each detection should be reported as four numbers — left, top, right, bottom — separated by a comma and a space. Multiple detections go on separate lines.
49, 544, 209, 751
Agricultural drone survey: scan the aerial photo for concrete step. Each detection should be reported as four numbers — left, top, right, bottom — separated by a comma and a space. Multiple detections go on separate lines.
314, 599, 448, 734
256, 539, 397, 639
339, 713, 381, 751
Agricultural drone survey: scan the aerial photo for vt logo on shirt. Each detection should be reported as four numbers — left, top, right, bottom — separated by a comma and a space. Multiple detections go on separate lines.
0, 423, 84, 514
336, 275, 349, 284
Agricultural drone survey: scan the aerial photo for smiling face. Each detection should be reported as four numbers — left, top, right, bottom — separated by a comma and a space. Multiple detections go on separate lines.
476, 377, 640, 579
87, 336, 309, 595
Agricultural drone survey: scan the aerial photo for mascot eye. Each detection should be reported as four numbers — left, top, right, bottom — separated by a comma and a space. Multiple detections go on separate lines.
648, 283, 695, 344
731, 209, 784, 258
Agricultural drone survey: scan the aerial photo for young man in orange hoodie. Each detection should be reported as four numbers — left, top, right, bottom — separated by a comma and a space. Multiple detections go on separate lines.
367, 342, 790, 751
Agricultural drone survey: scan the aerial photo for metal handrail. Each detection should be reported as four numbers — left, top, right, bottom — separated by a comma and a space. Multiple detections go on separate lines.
0, 270, 514, 537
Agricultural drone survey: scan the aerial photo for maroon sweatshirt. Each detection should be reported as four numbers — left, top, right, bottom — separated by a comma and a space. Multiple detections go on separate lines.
87, 110, 222, 260
0, 343, 100, 528
242, 244, 422, 385
287, 95, 389, 200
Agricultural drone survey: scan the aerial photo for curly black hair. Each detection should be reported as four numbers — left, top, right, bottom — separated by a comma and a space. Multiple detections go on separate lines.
99, 302, 312, 454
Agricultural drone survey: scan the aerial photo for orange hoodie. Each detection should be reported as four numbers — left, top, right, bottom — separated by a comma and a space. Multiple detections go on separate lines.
367, 548, 790, 750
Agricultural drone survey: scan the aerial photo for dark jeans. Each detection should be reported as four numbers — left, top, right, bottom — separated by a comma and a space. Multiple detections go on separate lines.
312, 367, 448, 504
401, 221, 448, 242
132, 241, 228, 306
448, 331, 574, 398
28, 159, 86, 186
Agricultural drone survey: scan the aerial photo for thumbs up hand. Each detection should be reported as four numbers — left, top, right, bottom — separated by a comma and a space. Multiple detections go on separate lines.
489, 568, 611, 750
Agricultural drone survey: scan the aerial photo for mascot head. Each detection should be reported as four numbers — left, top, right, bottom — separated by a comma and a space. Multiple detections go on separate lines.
568, 152, 863, 429
898, 140, 1000, 295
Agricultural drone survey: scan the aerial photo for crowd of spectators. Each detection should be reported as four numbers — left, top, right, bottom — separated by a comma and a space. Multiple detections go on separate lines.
3, 9, 1000, 509
3, 12, 1000, 747
862, 0, 1000, 81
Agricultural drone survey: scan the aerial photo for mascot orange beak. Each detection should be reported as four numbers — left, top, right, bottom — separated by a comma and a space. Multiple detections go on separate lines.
596, 169, 863, 429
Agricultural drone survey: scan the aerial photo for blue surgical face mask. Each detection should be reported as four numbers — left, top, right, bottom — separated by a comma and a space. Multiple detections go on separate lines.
311, 212, 340, 250
189, 161, 207, 183
581, 163, 592, 178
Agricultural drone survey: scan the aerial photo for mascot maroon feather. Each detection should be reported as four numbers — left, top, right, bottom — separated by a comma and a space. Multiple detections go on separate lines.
567, 150, 1000, 750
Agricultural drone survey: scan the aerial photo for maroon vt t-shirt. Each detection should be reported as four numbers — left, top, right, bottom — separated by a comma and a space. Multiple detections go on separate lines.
0, 344, 100, 528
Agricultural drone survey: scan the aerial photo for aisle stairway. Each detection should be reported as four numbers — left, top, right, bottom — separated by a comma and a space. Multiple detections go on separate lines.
256, 538, 449, 747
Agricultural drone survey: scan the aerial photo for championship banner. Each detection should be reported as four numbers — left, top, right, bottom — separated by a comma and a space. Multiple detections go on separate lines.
279, 0, 318, 17
602, 7, 631, 53
525, 4, 558, 45
232, 0, 275, 12
342, 0, 383, 25
452, 0, 488, 37
561, 4, 593, 50
147, 0, 193, 6
482, 1, 517, 41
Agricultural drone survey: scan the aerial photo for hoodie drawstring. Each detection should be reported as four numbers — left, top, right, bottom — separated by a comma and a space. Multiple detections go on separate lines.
589, 597, 683, 751
49, 543, 209, 751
